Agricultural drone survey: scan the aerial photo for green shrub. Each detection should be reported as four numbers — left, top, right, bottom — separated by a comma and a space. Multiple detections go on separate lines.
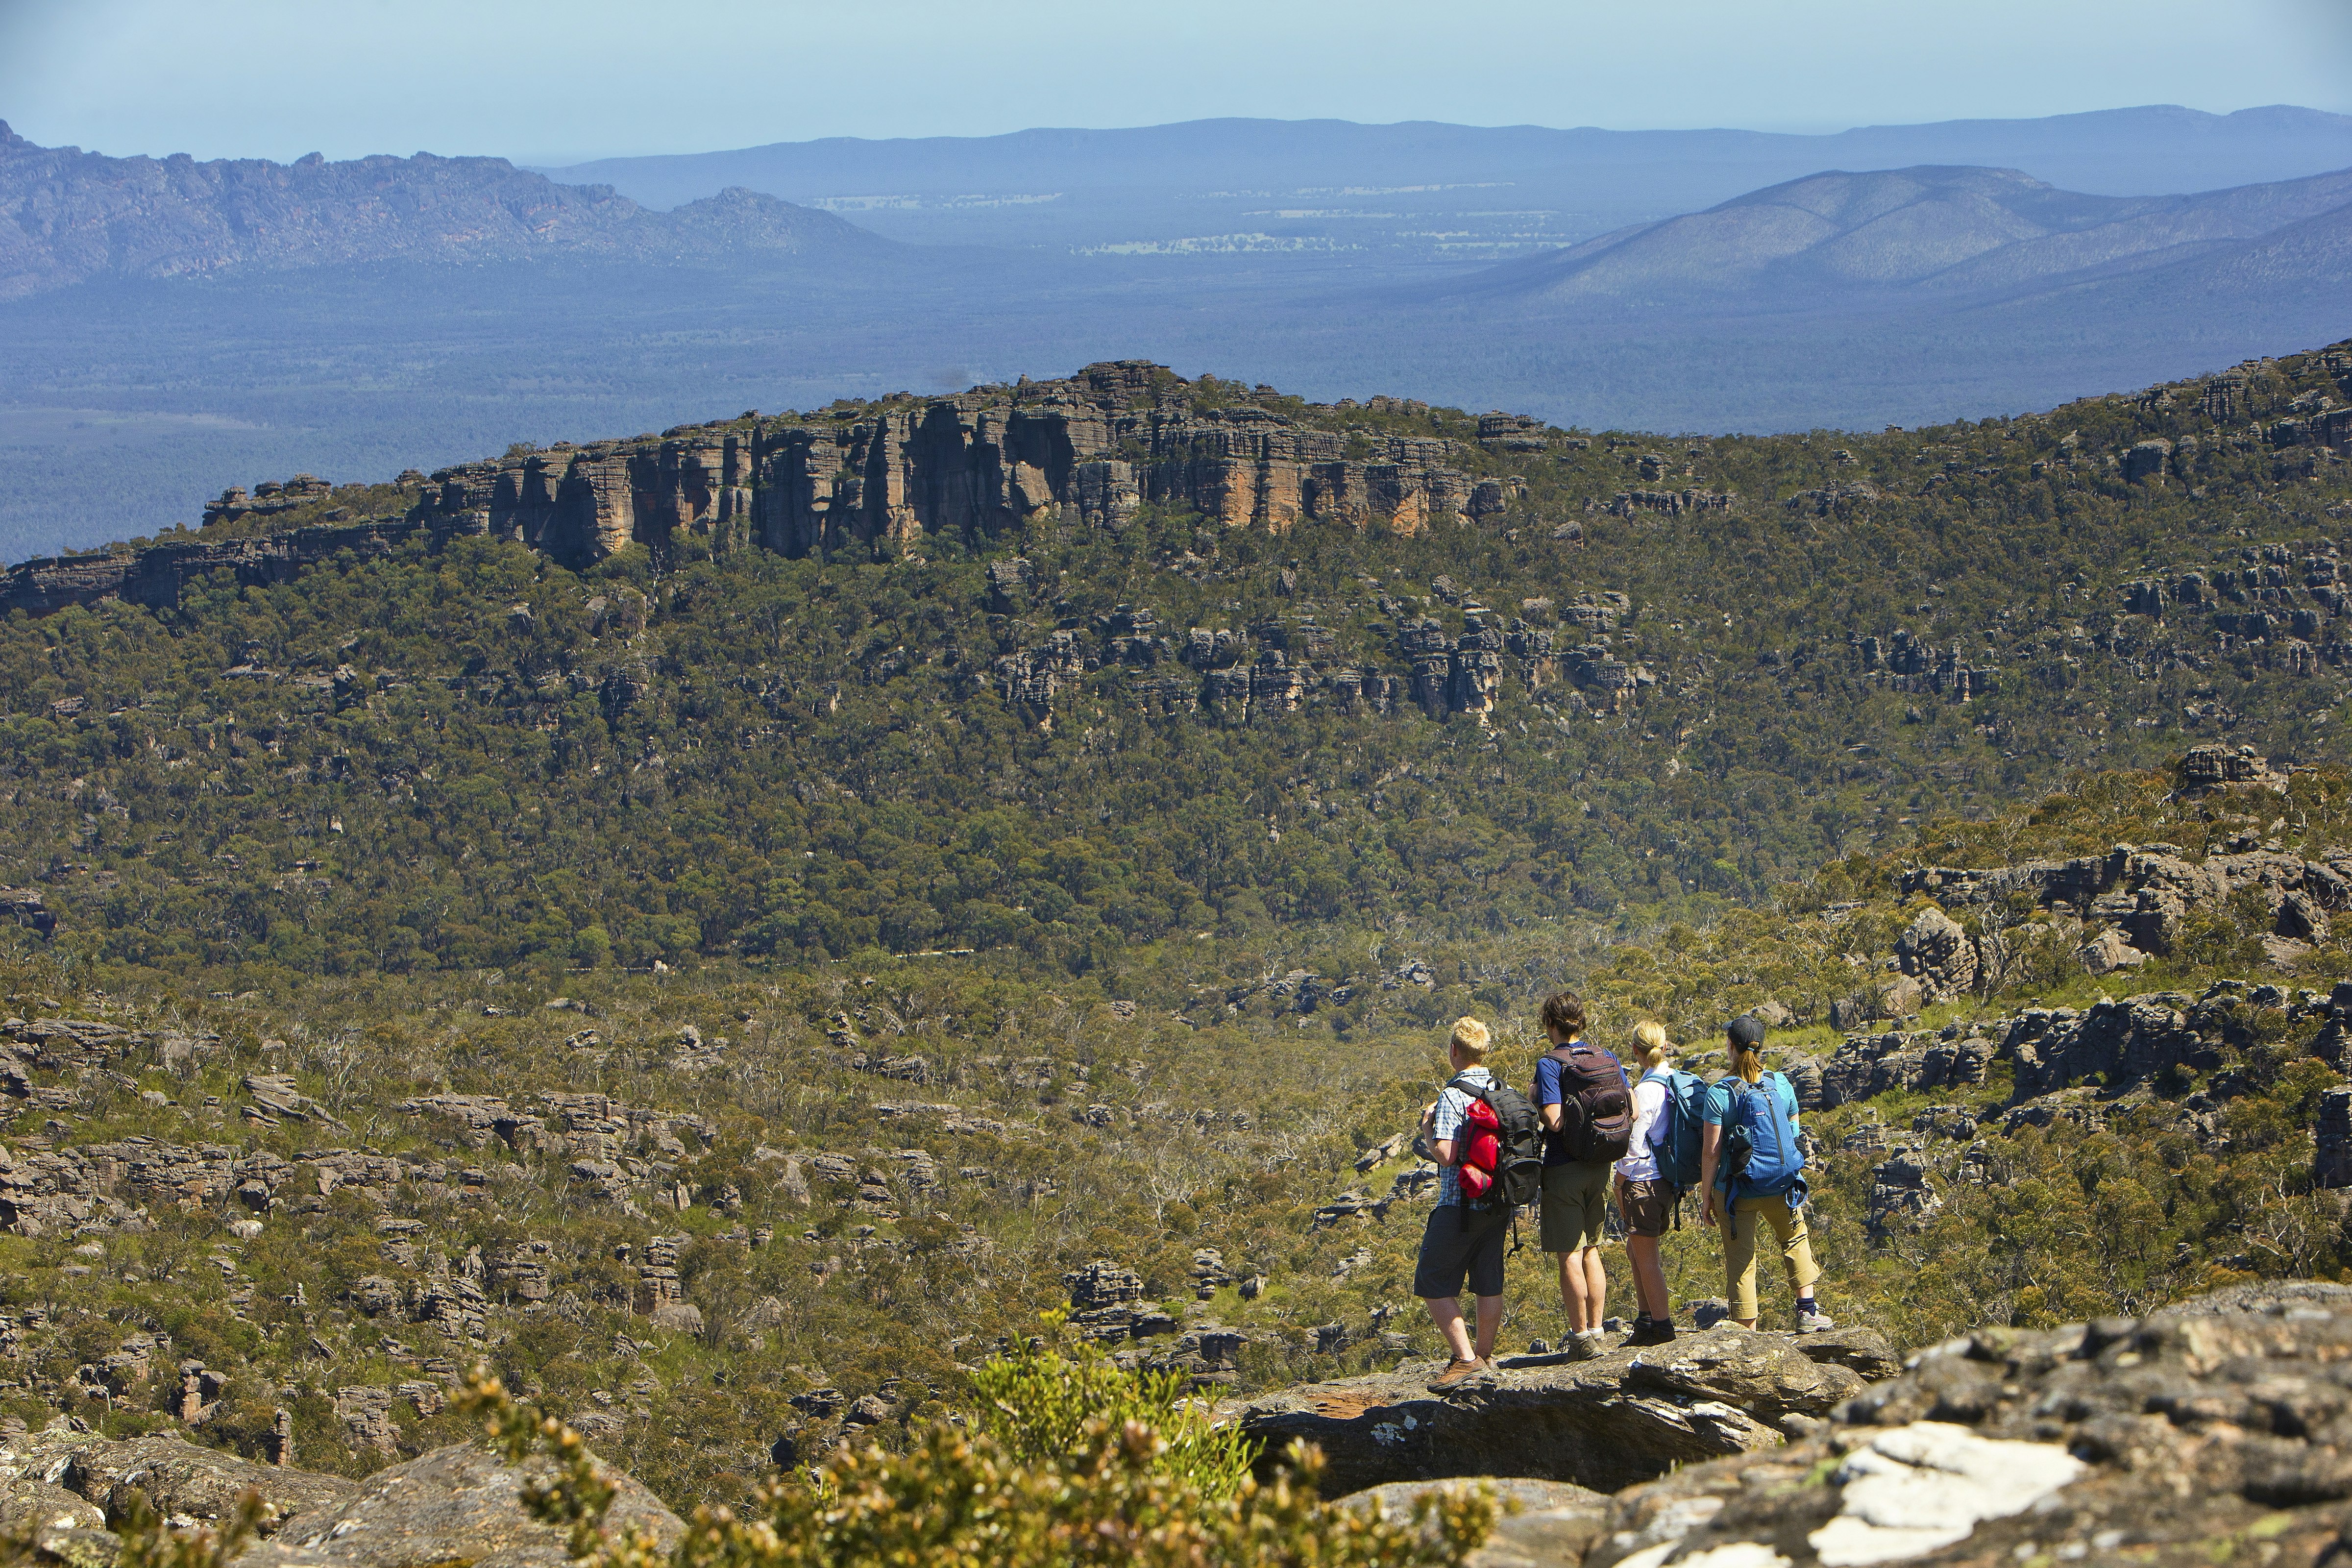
461, 1369, 1493, 1568
969, 1310, 1257, 1498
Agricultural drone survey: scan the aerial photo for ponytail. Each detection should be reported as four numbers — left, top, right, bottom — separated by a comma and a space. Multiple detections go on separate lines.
1732, 1043, 1764, 1085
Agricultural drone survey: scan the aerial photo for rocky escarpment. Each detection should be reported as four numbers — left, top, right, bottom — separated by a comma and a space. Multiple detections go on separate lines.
400, 361, 1499, 564
1, 361, 1528, 617
988, 582, 1649, 728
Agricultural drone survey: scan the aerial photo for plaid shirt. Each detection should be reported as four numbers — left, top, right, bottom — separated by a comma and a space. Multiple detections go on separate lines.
1432, 1065, 1494, 1207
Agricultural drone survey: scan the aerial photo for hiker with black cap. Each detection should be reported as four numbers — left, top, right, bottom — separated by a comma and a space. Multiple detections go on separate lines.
1698, 1014, 1833, 1333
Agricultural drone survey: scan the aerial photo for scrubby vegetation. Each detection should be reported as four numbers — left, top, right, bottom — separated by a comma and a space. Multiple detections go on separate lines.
0, 343, 2350, 1522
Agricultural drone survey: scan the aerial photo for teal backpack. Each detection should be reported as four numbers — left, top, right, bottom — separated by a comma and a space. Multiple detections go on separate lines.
1645, 1068, 1709, 1194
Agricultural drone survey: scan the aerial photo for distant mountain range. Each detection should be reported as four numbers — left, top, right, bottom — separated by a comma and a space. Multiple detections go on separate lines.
0, 121, 883, 299
536, 106, 2352, 261
1445, 163, 2352, 306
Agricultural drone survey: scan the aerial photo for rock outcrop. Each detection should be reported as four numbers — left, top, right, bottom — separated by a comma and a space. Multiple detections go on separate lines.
1234, 1325, 1896, 1497
1899, 778, 2349, 965
1585, 1282, 2352, 1568
0, 1424, 682, 1568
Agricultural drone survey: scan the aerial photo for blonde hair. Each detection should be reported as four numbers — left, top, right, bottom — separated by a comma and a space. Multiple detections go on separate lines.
1448, 1016, 1491, 1060
1631, 1020, 1672, 1071
1730, 1040, 1765, 1084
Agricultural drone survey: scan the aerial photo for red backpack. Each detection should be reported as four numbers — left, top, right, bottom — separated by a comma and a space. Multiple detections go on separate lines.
1456, 1096, 1503, 1200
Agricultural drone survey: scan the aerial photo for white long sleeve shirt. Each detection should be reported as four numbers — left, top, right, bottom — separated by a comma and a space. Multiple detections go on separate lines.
1616, 1072, 1668, 1181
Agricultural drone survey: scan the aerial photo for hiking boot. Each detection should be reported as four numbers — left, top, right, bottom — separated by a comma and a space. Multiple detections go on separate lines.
1428, 1357, 1483, 1389
1561, 1330, 1600, 1361
1627, 1316, 1678, 1347
1796, 1306, 1836, 1334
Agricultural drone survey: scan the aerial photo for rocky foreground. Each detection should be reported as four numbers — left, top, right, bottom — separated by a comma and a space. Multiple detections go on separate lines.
18, 1282, 2352, 1568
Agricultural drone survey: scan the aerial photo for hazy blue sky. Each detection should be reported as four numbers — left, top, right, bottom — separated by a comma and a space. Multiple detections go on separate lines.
5, 0, 2351, 165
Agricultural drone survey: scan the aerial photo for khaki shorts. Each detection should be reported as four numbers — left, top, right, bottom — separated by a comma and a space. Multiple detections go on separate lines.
1619, 1177, 1672, 1238
1540, 1160, 1612, 1253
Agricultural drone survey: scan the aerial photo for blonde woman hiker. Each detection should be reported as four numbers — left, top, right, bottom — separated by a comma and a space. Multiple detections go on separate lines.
1614, 1021, 1686, 1347
1697, 1014, 1834, 1332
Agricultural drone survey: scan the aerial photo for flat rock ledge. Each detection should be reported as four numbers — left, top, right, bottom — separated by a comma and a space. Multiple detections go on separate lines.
1591, 1281, 2352, 1568
1238, 1325, 1899, 1496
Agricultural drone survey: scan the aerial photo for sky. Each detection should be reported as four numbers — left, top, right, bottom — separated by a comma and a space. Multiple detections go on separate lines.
3, 0, 2351, 165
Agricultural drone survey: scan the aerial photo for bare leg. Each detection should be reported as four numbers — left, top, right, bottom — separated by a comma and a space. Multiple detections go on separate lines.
1557, 1251, 1592, 1328
1473, 1295, 1503, 1359
1424, 1297, 1476, 1362
1627, 1234, 1669, 1321
1580, 1250, 1608, 1331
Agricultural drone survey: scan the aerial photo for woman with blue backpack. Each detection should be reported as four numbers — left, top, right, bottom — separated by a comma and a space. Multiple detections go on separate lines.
1698, 1015, 1835, 1333
1614, 1021, 1686, 1346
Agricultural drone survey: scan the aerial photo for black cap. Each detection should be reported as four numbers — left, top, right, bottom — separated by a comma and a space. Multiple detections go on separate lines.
1727, 1015, 1767, 1047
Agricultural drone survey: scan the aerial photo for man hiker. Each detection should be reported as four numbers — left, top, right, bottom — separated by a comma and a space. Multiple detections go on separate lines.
1531, 991, 1631, 1360
1698, 1015, 1835, 1332
1414, 1016, 1511, 1388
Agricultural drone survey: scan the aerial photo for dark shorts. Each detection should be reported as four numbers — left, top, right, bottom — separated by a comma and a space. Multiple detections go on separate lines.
1412, 1203, 1509, 1300
1620, 1177, 1673, 1238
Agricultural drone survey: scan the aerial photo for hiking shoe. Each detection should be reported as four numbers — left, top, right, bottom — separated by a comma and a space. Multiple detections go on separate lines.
1627, 1316, 1678, 1347
1562, 1330, 1601, 1362
1428, 1358, 1483, 1389
1796, 1307, 1836, 1334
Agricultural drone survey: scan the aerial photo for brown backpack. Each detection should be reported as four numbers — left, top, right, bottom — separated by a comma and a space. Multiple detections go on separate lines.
1542, 1043, 1633, 1163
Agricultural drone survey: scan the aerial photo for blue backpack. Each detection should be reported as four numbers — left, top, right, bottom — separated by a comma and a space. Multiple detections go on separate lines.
1716, 1071, 1807, 1202
1645, 1069, 1709, 1194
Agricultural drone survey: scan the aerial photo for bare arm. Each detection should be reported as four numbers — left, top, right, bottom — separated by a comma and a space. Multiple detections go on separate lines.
1540, 1102, 1564, 1133
1699, 1122, 1723, 1227
1433, 1137, 1459, 1168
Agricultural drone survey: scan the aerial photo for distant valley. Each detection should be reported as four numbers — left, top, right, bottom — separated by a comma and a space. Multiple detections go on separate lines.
4, 109, 2351, 561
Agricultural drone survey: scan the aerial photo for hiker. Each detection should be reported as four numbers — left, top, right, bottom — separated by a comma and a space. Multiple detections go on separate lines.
1698, 1015, 1834, 1332
1413, 1016, 1514, 1388
1531, 991, 1631, 1360
1614, 1020, 1680, 1346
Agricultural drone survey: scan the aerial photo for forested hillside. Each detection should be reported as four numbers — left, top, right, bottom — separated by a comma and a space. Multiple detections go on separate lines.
4, 340, 2350, 987
0, 341, 2350, 1508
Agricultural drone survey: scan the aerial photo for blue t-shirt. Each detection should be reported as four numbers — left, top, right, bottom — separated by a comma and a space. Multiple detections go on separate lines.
1532, 1043, 1629, 1168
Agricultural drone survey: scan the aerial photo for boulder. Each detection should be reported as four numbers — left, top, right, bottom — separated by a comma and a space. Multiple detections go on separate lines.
45, 1431, 361, 1533
1894, 907, 1977, 997
1337, 1478, 1609, 1568
1234, 1327, 1868, 1497
2077, 927, 2149, 975
1585, 1281, 2352, 1568
235, 1441, 685, 1568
